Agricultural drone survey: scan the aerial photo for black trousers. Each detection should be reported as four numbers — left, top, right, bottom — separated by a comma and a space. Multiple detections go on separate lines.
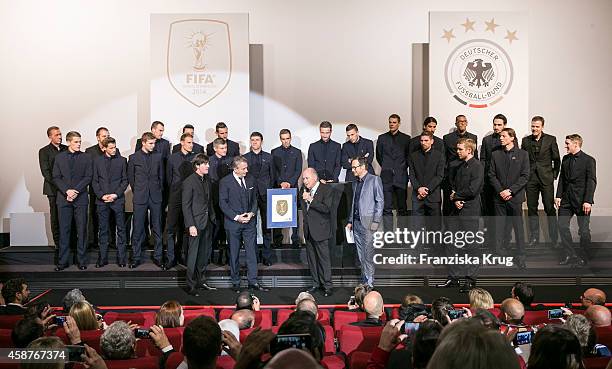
305, 235, 332, 290
526, 179, 558, 243
58, 201, 88, 267
382, 183, 408, 231
47, 195, 60, 247
446, 214, 480, 279
558, 204, 591, 259
186, 221, 213, 290
256, 195, 272, 261
97, 201, 127, 265
494, 200, 525, 257
166, 190, 187, 264
411, 198, 442, 232
132, 200, 163, 264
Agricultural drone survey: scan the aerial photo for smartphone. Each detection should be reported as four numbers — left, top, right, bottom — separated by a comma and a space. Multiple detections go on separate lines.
402, 322, 420, 334
448, 309, 465, 320
65, 345, 86, 363
54, 316, 67, 326
547, 309, 564, 319
348, 296, 356, 305
134, 328, 151, 339
270, 334, 312, 355
513, 331, 534, 346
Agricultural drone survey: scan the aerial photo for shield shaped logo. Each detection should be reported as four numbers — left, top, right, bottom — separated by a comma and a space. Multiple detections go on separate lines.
276, 200, 289, 216
167, 19, 232, 107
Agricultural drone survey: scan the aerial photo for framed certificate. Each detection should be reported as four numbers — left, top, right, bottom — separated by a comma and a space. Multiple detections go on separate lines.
267, 188, 298, 228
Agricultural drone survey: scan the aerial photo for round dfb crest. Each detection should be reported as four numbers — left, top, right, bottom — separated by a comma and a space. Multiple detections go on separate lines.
444, 39, 513, 108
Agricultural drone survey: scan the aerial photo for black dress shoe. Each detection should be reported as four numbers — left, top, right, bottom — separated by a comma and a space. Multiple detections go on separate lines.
153, 260, 166, 270
79, 265, 87, 270
232, 285, 241, 293
436, 278, 460, 288
559, 256, 574, 265
198, 283, 217, 291
54, 265, 68, 271
306, 286, 320, 294
187, 289, 200, 296
249, 283, 270, 292
263, 259, 272, 267
165, 261, 177, 270
528, 238, 538, 247
323, 289, 333, 297
128, 262, 141, 269
459, 278, 477, 293
95, 262, 107, 268
118, 263, 126, 268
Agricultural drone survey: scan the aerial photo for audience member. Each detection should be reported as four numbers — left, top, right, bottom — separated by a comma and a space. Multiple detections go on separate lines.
585, 305, 612, 327
62, 288, 86, 313
70, 300, 102, 331
295, 291, 315, 305
0, 278, 30, 315
11, 318, 43, 348
500, 298, 525, 325
219, 319, 240, 356
296, 298, 318, 317
564, 314, 610, 357
278, 310, 325, 362
21, 336, 66, 369
236, 291, 261, 311
351, 291, 384, 326
430, 297, 456, 326
156, 300, 184, 328
511, 281, 534, 310
581, 288, 607, 308
100, 321, 136, 360
398, 294, 428, 322
472, 308, 501, 330
264, 348, 324, 369
468, 287, 494, 310
347, 283, 372, 311
231, 309, 255, 330
382, 319, 444, 369
528, 324, 586, 369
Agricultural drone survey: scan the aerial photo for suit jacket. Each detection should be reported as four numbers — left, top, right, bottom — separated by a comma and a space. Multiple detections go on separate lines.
341, 137, 375, 182
135, 138, 171, 164
271, 145, 302, 188
0, 304, 27, 315
172, 142, 204, 155
206, 139, 240, 158
167, 151, 196, 190
443, 130, 479, 163
556, 151, 597, 208
348, 173, 384, 228
86, 144, 121, 158
127, 150, 164, 205
408, 149, 445, 204
480, 133, 519, 177
39, 143, 67, 196
520, 133, 561, 184
307, 139, 341, 182
182, 172, 216, 230
52, 151, 93, 206
218, 174, 258, 230
488, 146, 530, 204
451, 157, 484, 215
376, 131, 411, 187
299, 183, 334, 242
92, 154, 128, 205
408, 135, 444, 155
209, 155, 233, 183
244, 150, 275, 199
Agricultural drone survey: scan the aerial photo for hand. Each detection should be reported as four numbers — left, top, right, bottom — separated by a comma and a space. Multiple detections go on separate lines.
252, 296, 261, 311
222, 330, 242, 359
127, 321, 139, 330
561, 307, 573, 316
346, 223, 352, 231
377, 319, 406, 352
454, 200, 464, 210
63, 316, 82, 344
67, 189, 79, 199
417, 187, 428, 198
450, 190, 456, 201
41, 312, 56, 331
413, 315, 428, 323
555, 197, 561, 209
319, 179, 327, 184
461, 307, 472, 318
369, 222, 379, 232
82, 344, 108, 369
234, 328, 276, 369
149, 325, 171, 350
302, 190, 312, 202
280, 182, 290, 189
583, 202, 592, 215
189, 226, 198, 237
500, 189, 512, 201
238, 213, 250, 224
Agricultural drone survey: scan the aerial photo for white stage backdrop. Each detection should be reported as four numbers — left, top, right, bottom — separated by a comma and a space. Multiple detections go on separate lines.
429, 12, 528, 140
150, 13, 250, 149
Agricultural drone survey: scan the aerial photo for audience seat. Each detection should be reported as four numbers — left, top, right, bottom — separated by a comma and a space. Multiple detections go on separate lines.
219, 308, 272, 328
142, 327, 184, 356
338, 325, 384, 357
321, 354, 346, 369
522, 310, 559, 325
584, 357, 610, 369
349, 351, 372, 369
270, 325, 336, 355
55, 329, 103, 352
596, 326, 612, 348
216, 355, 236, 369
183, 308, 217, 325
0, 328, 13, 347
103, 311, 150, 326
0, 315, 23, 329
333, 311, 387, 335
239, 327, 256, 342
276, 308, 331, 326
105, 356, 159, 369
165, 351, 185, 369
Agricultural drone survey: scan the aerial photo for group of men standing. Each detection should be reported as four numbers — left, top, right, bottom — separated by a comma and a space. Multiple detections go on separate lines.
38, 113, 597, 295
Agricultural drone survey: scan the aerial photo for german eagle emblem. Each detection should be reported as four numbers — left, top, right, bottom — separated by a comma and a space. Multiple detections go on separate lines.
463, 58, 494, 88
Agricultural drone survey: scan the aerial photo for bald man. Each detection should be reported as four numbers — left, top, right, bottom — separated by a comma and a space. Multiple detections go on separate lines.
581, 288, 607, 308
350, 291, 384, 326
264, 348, 324, 369
585, 305, 611, 327
230, 309, 255, 330
296, 299, 318, 317
500, 298, 525, 325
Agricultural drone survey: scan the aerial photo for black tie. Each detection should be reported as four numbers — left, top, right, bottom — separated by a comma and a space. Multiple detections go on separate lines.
240, 177, 246, 191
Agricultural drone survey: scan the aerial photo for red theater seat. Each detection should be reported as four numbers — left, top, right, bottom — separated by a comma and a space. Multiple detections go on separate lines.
523, 310, 561, 325
321, 354, 346, 369
105, 356, 159, 369
216, 355, 236, 369
349, 351, 372, 369
0, 315, 23, 329
338, 325, 384, 357
142, 327, 184, 356
56, 329, 103, 352
333, 311, 365, 335
0, 328, 14, 347
584, 357, 610, 369
596, 326, 612, 348
183, 308, 217, 324
165, 351, 185, 369
276, 308, 331, 326
219, 309, 272, 328
103, 312, 147, 325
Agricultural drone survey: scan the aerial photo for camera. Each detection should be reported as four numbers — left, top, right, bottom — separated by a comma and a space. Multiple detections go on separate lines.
348, 296, 356, 306
54, 316, 67, 326
270, 334, 312, 355
134, 328, 151, 339
513, 331, 534, 346
547, 308, 564, 319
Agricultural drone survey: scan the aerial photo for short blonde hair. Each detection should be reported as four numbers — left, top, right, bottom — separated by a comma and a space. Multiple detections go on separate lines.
69, 301, 99, 331
155, 300, 183, 328
469, 287, 494, 310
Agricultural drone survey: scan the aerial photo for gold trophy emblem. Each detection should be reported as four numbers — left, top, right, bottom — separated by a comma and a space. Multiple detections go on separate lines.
276, 200, 289, 216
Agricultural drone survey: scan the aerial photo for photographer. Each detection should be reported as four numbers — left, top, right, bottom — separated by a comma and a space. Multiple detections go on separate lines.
237, 291, 261, 311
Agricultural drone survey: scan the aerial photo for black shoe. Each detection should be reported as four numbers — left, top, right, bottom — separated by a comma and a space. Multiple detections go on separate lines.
249, 283, 270, 292
79, 265, 87, 270
54, 264, 68, 271
559, 256, 574, 265
436, 278, 460, 288
153, 260, 166, 270
516, 258, 527, 269
263, 259, 272, 267
198, 282, 217, 291
118, 263, 126, 268
128, 262, 141, 269
292, 241, 302, 249
95, 262, 107, 268
528, 238, 538, 247
323, 289, 333, 297
187, 288, 200, 296
232, 285, 241, 293
306, 286, 320, 294
165, 261, 177, 270
459, 278, 477, 293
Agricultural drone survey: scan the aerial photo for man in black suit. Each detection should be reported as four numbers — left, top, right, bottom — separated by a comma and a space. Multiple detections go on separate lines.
206, 122, 240, 158
489, 128, 529, 269
91, 137, 128, 268
244, 132, 275, 266
341, 124, 374, 182
437, 138, 484, 292
172, 124, 204, 154
442, 115, 478, 216
165, 133, 197, 268
182, 154, 218, 296
408, 116, 444, 154
307, 121, 341, 183
555, 134, 597, 266
52, 131, 93, 270
271, 129, 303, 247
408, 132, 445, 230
0, 278, 30, 315
209, 138, 233, 265
219, 156, 269, 293
300, 168, 334, 296
38, 126, 67, 248
128, 132, 165, 269
521, 116, 561, 247
376, 114, 410, 232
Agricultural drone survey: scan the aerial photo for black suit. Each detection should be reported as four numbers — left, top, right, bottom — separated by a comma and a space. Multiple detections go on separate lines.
408, 134, 444, 155
376, 131, 410, 230
206, 139, 240, 158
92, 154, 128, 265
182, 172, 217, 290
307, 139, 341, 182
271, 145, 303, 245
556, 151, 597, 259
0, 304, 27, 315
341, 137, 374, 182
442, 131, 478, 216
219, 174, 259, 287
244, 150, 275, 262
53, 151, 93, 267
299, 183, 334, 290
128, 150, 164, 264
209, 154, 233, 258
408, 149, 445, 230
39, 143, 67, 246
521, 133, 561, 243
489, 146, 530, 257
172, 142, 204, 154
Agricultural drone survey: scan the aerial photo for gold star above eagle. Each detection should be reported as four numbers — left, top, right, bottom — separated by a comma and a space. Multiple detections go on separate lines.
441, 28, 456, 43
484, 18, 500, 33
461, 18, 476, 32
505, 29, 519, 44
